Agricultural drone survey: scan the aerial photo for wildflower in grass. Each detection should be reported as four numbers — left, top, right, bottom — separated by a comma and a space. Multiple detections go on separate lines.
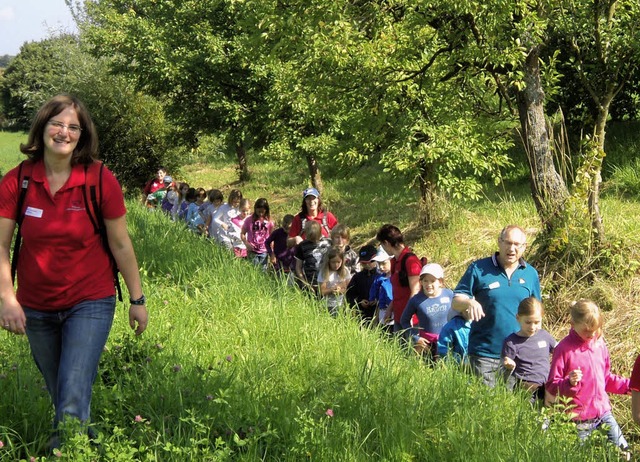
325, 409, 334, 417
30, 457, 36, 462
53, 448, 62, 457
155, 343, 164, 350
172, 364, 182, 372
135, 415, 144, 423
163, 300, 169, 305
0, 440, 4, 448
226, 355, 233, 362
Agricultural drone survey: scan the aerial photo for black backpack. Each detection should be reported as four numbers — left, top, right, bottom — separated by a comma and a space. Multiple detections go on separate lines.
398, 252, 429, 287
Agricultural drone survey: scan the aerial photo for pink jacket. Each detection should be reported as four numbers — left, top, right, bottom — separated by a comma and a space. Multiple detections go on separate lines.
546, 328, 629, 421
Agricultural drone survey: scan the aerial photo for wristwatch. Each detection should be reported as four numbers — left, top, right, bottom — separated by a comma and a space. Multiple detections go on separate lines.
130, 294, 146, 306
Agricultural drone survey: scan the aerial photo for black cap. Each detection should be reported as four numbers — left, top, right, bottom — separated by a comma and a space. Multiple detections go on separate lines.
358, 245, 378, 263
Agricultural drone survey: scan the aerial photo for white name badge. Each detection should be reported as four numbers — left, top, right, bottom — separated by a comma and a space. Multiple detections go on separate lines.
440, 296, 451, 303
488, 281, 500, 289
537, 340, 548, 348
25, 207, 43, 218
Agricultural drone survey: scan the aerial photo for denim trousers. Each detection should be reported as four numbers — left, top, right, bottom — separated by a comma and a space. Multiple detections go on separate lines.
250, 252, 268, 270
576, 411, 628, 449
23, 296, 116, 428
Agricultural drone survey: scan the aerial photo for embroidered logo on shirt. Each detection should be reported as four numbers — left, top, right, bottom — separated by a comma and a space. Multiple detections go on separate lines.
66, 200, 86, 212
519, 278, 525, 284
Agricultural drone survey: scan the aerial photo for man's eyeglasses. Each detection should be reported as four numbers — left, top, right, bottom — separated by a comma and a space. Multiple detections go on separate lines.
47, 120, 82, 136
500, 239, 526, 249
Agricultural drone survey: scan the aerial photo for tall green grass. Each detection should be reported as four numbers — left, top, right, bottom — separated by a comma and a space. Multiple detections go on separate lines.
0, 206, 622, 460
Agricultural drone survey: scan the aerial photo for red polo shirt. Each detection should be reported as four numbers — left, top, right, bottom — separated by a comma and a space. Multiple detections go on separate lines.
390, 247, 422, 323
0, 160, 126, 310
288, 210, 338, 239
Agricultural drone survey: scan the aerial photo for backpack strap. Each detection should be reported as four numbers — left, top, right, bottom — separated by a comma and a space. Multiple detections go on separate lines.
321, 212, 329, 236
398, 251, 416, 287
10, 160, 32, 284
82, 162, 123, 302
297, 211, 307, 237
297, 211, 330, 237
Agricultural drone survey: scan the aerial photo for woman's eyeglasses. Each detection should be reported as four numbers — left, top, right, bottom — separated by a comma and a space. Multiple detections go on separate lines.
47, 120, 82, 136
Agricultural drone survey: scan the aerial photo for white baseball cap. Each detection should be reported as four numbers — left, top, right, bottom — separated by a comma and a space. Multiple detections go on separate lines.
371, 247, 390, 262
419, 263, 444, 279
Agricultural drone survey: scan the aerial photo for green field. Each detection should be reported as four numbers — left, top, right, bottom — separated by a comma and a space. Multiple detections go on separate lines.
0, 128, 639, 460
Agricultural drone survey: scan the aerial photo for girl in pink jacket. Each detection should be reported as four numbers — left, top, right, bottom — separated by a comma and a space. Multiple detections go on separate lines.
546, 299, 629, 451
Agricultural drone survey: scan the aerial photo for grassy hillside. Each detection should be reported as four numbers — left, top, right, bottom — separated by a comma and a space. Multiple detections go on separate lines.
0, 127, 639, 459
0, 206, 625, 460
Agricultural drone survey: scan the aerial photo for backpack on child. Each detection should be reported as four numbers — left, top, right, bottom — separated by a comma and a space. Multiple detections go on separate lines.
11, 160, 123, 301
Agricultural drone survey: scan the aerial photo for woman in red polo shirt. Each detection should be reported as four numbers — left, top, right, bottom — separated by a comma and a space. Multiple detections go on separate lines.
0, 95, 148, 451
376, 224, 422, 333
286, 187, 338, 248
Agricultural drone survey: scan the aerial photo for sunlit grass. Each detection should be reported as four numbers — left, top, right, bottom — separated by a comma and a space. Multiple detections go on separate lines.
0, 130, 27, 175
1, 129, 639, 459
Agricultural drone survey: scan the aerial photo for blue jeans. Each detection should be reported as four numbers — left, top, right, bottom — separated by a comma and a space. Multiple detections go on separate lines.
23, 296, 116, 428
576, 411, 628, 449
250, 252, 268, 270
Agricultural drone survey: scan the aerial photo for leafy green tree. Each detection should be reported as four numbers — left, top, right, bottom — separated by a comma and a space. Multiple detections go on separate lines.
0, 36, 177, 191
0, 55, 14, 68
548, 0, 640, 240
81, 0, 273, 182
1, 36, 77, 129
241, 0, 515, 223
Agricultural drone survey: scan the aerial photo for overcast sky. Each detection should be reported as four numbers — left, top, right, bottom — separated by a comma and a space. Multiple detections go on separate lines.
0, 0, 77, 56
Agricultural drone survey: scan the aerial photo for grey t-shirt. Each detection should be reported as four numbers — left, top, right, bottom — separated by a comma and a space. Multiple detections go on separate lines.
502, 329, 557, 385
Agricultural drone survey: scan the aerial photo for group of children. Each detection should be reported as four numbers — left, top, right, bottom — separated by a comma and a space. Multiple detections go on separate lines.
143, 179, 634, 455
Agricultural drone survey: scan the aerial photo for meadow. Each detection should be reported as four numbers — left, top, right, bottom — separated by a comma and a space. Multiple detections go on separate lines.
0, 127, 639, 460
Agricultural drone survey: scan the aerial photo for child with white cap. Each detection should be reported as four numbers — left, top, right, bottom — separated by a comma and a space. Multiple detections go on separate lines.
368, 246, 394, 333
400, 263, 453, 358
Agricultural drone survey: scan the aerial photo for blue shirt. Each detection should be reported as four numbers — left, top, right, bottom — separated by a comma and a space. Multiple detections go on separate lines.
400, 288, 453, 336
369, 272, 393, 309
437, 316, 471, 361
454, 253, 541, 359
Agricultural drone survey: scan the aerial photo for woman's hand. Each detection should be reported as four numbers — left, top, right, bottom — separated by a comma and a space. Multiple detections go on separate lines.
129, 305, 148, 335
0, 299, 27, 335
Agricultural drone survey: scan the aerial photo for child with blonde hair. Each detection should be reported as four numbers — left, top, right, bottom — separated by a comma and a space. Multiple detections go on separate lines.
502, 297, 556, 401
546, 299, 630, 452
318, 246, 352, 316
330, 224, 359, 275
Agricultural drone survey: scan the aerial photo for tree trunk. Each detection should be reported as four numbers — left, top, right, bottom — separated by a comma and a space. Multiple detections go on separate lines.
305, 153, 324, 195
516, 46, 569, 230
589, 99, 612, 240
235, 140, 250, 182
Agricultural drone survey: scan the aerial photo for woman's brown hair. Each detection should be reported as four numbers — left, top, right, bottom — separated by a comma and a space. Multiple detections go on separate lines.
20, 94, 98, 165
